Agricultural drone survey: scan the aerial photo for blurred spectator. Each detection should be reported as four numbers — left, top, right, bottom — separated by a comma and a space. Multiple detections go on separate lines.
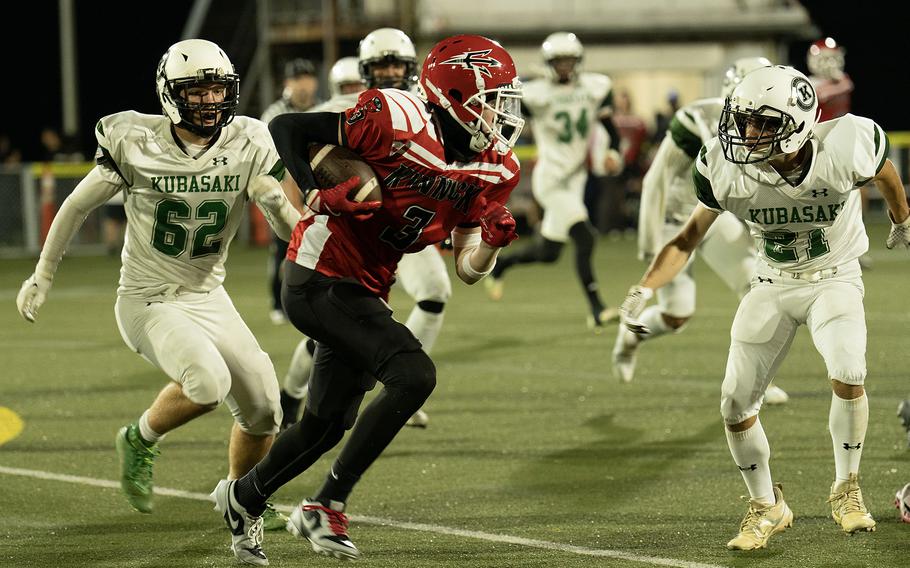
260, 58, 322, 324
807, 37, 852, 122
652, 89, 681, 144
39, 127, 84, 162
599, 89, 649, 232
0, 133, 22, 165
261, 58, 321, 124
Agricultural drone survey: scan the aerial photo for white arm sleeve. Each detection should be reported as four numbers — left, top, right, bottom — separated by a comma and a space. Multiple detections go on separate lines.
37, 166, 122, 281
638, 139, 671, 260
452, 226, 499, 284
248, 174, 302, 242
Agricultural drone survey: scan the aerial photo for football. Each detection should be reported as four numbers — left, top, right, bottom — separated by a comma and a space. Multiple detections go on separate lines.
308, 143, 382, 203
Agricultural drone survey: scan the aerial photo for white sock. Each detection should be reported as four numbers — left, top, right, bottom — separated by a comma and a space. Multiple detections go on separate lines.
725, 418, 774, 504
138, 410, 164, 444
283, 338, 314, 398
829, 392, 868, 482
405, 306, 444, 355
637, 306, 671, 341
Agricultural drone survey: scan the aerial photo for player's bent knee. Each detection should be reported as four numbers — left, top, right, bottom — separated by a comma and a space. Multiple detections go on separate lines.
181, 361, 232, 407
379, 350, 437, 401
662, 314, 690, 330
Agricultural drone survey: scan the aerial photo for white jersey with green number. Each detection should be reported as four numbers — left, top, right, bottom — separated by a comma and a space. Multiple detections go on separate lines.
694, 113, 889, 272
522, 72, 611, 182
94, 111, 284, 298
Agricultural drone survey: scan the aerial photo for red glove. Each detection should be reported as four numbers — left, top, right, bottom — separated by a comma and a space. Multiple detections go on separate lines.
306, 176, 382, 218
479, 200, 518, 247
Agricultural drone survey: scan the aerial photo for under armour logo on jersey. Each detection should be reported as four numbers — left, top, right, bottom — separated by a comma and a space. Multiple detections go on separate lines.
811, 188, 829, 198
792, 76, 816, 111
213, 156, 228, 166
737, 464, 758, 471
843, 442, 862, 450
440, 49, 502, 78
757, 276, 773, 284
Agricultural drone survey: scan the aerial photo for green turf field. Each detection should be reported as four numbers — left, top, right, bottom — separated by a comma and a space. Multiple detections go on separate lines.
2, 222, 909, 567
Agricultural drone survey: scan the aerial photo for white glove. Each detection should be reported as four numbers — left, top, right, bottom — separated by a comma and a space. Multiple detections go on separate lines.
886, 212, 910, 249
619, 285, 654, 334
16, 273, 52, 323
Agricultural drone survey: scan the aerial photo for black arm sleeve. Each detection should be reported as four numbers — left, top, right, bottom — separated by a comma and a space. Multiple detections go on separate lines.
268, 112, 344, 193
600, 115, 621, 151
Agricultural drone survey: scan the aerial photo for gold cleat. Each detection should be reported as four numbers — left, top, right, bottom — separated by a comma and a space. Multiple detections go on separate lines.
726, 484, 793, 550
828, 473, 876, 533
484, 276, 504, 301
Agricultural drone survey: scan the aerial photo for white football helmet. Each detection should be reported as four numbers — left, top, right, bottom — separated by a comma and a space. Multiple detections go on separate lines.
541, 32, 583, 82
156, 39, 239, 137
718, 65, 819, 164
721, 56, 772, 98
807, 37, 846, 81
329, 57, 364, 96
358, 28, 417, 89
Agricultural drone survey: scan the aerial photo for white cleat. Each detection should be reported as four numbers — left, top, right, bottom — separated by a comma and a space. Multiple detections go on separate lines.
405, 408, 429, 428
764, 385, 790, 406
611, 324, 640, 383
287, 499, 361, 560
210, 479, 269, 566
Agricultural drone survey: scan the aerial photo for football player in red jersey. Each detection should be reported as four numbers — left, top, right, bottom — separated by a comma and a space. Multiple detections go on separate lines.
210, 35, 524, 562
807, 37, 852, 122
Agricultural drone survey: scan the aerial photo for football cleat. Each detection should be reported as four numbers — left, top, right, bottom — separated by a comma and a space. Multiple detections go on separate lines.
261, 502, 290, 532
726, 483, 793, 550
484, 276, 504, 301
828, 473, 876, 533
611, 323, 640, 383
405, 408, 429, 428
210, 479, 269, 566
897, 399, 910, 448
287, 499, 361, 560
894, 482, 910, 523
763, 384, 790, 406
115, 423, 159, 514
587, 307, 620, 333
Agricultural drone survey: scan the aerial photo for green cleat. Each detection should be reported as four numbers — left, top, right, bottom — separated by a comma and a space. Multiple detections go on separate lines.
261, 502, 289, 532
115, 423, 159, 514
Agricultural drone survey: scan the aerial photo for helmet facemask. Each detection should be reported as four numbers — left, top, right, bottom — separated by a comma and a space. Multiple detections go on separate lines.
165, 71, 239, 138
719, 101, 800, 164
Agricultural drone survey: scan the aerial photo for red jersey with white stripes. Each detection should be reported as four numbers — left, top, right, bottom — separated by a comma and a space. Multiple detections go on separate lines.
287, 88, 521, 297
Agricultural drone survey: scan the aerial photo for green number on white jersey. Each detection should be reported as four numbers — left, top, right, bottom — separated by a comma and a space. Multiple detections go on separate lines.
554, 108, 589, 143
152, 199, 229, 258
762, 228, 830, 262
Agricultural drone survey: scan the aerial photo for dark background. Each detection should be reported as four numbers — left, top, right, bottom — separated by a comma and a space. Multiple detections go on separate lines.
5, 1, 905, 161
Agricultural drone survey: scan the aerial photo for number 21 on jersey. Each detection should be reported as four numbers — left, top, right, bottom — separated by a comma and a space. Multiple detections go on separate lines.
762, 228, 830, 262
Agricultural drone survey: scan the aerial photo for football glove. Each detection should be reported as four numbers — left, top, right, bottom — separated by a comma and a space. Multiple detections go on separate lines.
886, 212, 910, 249
306, 176, 381, 218
479, 200, 518, 248
619, 285, 654, 334
16, 273, 52, 323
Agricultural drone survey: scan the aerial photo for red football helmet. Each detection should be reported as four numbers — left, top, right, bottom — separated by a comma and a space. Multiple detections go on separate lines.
807, 37, 845, 80
420, 34, 524, 154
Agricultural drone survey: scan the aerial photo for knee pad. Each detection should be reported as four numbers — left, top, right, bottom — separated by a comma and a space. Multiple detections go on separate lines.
379, 350, 437, 401
181, 359, 232, 407
234, 397, 282, 436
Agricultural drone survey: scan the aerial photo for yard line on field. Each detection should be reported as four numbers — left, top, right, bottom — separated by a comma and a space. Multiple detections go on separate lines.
0, 464, 727, 568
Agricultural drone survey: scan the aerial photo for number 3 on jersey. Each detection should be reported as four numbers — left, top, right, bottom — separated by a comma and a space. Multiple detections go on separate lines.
152, 199, 228, 258
380, 205, 435, 251
762, 228, 829, 262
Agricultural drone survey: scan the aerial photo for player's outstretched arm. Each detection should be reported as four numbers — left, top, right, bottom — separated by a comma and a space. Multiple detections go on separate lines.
16, 167, 121, 322
247, 174, 302, 240
620, 204, 717, 333
874, 159, 910, 249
